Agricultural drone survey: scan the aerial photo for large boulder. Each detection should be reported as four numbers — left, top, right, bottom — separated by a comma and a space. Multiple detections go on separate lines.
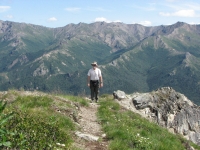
115, 87, 200, 146
113, 90, 126, 100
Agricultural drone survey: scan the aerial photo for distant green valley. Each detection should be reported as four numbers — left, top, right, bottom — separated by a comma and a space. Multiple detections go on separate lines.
0, 20, 200, 104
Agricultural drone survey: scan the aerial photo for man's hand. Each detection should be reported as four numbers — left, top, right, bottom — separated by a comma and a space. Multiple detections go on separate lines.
87, 83, 90, 87
100, 83, 103, 88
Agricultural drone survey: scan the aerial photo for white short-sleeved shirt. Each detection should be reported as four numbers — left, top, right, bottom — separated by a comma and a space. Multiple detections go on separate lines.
87, 68, 102, 80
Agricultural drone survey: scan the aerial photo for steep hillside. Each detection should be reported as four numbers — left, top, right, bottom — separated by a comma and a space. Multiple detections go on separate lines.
101, 22, 200, 104
0, 21, 200, 104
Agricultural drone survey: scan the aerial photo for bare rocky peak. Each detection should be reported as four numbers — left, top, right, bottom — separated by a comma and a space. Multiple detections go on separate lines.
56, 22, 164, 52
0, 21, 13, 33
0, 21, 198, 53
0, 20, 52, 36
152, 22, 199, 38
0, 21, 27, 49
0, 21, 17, 44
151, 22, 187, 36
61, 21, 160, 37
113, 87, 200, 146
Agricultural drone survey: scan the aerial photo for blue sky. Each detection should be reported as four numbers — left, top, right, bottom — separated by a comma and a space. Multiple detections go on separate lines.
0, 0, 200, 28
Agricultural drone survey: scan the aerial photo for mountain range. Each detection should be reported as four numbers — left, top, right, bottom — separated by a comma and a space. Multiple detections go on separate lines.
0, 20, 200, 104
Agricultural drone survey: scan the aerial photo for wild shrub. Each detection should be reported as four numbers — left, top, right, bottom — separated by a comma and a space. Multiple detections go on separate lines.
0, 100, 14, 149
3, 95, 75, 150
6, 109, 71, 149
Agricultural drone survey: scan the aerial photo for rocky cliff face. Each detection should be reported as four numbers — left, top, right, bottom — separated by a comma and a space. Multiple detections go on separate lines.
113, 87, 200, 145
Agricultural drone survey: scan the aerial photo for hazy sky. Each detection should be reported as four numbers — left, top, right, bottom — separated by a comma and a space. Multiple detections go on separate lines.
0, 0, 200, 28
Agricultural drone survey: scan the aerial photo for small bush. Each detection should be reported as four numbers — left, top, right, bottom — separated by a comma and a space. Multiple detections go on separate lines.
0, 100, 14, 149
6, 109, 71, 149
3, 95, 76, 149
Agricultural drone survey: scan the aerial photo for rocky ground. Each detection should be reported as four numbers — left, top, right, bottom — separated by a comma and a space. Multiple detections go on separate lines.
74, 102, 109, 150
113, 87, 200, 147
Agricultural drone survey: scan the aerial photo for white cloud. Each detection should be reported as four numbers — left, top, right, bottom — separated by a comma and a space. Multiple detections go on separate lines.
6, 15, 13, 19
65, 7, 81, 12
173, 9, 195, 17
160, 9, 197, 17
48, 17, 57, 22
94, 17, 121, 23
0, 6, 10, 12
189, 22, 200, 25
139, 21, 152, 26
95, 17, 110, 23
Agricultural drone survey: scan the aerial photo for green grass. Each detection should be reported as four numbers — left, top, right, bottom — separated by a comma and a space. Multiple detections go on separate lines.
15, 95, 53, 108
1, 91, 200, 149
0, 100, 14, 148
97, 95, 200, 150
1, 92, 81, 150
59, 94, 89, 107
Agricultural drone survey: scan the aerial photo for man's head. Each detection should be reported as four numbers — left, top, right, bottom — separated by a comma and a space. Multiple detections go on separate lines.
91, 61, 98, 69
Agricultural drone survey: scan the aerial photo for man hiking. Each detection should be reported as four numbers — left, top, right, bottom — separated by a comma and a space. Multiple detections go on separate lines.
87, 61, 103, 103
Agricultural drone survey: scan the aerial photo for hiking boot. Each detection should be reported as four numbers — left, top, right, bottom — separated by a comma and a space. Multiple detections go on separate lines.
95, 99, 98, 103
90, 99, 94, 103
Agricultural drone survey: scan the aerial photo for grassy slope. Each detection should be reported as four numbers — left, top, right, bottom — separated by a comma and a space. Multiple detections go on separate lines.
1, 91, 200, 149
1, 90, 89, 150
98, 95, 200, 150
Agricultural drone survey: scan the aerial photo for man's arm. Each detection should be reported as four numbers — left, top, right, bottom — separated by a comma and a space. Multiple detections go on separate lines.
87, 76, 90, 87
99, 76, 103, 87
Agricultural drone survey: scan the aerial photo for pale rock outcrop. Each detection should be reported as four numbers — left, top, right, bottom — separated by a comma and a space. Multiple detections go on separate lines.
113, 90, 126, 100
75, 131, 99, 141
113, 87, 200, 146
33, 63, 49, 76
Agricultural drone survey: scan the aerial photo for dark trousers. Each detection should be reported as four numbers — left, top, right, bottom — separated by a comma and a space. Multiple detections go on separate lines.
90, 80, 99, 101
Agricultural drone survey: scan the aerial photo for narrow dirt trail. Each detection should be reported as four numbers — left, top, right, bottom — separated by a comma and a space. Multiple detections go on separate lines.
74, 102, 109, 150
